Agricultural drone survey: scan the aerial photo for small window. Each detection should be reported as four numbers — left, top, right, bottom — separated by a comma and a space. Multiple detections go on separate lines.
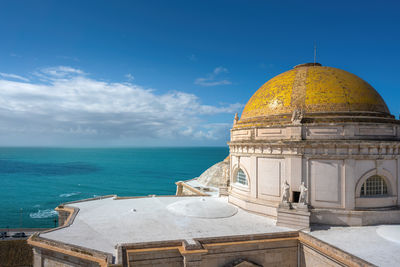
236, 169, 248, 186
360, 175, 388, 197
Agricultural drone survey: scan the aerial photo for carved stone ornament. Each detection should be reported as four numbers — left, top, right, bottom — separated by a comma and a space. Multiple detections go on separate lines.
298, 182, 308, 205
233, 112, 239, 125
291, 109, 304, 125
281, 180, 290, 203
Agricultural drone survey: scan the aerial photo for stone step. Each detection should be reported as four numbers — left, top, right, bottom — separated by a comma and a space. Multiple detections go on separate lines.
276, 207, 310, 229
278, 213, 310, 220
278, 214, 310, 222
277, 216, 309, 224
277, 217, 309, 224
277, 221, 308, 227
277, 218, 309, 226
277, 216, 309, 223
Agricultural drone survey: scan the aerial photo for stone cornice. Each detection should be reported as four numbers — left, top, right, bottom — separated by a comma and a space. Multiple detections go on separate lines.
228, 140, 400, 147
229, 140, 400, 158
231, 123, 400, 142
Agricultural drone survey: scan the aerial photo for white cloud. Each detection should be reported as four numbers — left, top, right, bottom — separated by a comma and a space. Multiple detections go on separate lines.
190, 123, 231, 140
0, 66, 243, 146
194, 78, 231, 87
125, 73, 134, 81
0, 72, 29, 82
39, 66, 84, 78
194, 66, 232, 87
213, 66, 228, 75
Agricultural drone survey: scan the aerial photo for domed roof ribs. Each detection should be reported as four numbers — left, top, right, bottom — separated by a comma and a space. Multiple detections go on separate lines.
332, 72, 352, 112
290, 65, 308, 112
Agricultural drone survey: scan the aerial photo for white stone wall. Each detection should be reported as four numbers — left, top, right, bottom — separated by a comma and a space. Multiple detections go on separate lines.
309, 159, 343, 208
231, 152, 399, 210
257, 158, 283, 200
229, 122, 400, 223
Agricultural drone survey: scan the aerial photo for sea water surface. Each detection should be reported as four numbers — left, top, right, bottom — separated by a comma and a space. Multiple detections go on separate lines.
0, 147, 228, 228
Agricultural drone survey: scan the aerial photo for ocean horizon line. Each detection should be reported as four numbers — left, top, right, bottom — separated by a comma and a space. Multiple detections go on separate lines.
0, 145, 228, 149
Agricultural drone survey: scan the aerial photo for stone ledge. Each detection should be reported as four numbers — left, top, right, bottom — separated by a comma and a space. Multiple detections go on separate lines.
311, 208, 400, 226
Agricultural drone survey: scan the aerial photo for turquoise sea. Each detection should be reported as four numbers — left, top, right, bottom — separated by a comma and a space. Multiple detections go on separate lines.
0, 147, 228, 228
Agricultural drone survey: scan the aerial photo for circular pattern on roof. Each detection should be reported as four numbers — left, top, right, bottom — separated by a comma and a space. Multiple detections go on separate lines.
240, 64, 389, 121
166, 198, 238, 219
376, 225, 400, 244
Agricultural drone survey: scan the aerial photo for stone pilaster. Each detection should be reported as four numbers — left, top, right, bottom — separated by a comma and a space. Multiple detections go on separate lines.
344, 159, 356, 210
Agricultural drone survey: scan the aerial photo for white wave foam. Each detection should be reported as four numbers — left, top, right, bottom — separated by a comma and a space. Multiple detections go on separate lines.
30, 209, 58, 219
33, 204, 41, 208
59, 192, 81, 197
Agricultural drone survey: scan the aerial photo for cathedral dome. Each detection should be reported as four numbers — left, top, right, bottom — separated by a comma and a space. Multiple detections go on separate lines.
238, 63, 391, 126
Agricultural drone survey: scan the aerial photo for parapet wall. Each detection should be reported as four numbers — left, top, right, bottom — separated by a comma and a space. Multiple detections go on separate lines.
29, 230, 376, 267
311, 208, 400, 226
117, 231, 374, 267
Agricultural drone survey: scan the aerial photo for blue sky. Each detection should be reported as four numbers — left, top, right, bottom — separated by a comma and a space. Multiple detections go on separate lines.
0, 0, 399, 146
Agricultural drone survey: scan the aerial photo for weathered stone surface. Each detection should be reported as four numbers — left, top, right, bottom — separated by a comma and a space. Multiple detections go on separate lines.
196, 159, 229, 188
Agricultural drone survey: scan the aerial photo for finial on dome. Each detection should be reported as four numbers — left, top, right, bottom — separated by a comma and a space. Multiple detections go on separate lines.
294, 63, 322, 68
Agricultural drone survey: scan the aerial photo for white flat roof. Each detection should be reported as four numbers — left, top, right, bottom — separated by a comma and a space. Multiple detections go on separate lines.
310, 225, 400, 267
41, 196, 290, 256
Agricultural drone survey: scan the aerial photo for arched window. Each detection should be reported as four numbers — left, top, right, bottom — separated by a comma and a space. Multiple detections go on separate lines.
236, 169, 248, 186
360, 175, 388, 197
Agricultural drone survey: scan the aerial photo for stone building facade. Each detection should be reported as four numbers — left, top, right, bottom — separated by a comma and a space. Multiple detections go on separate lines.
228, 63, 400, 226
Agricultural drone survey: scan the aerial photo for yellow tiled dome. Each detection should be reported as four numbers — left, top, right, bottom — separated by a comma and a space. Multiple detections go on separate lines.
240, 63, 390, 123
